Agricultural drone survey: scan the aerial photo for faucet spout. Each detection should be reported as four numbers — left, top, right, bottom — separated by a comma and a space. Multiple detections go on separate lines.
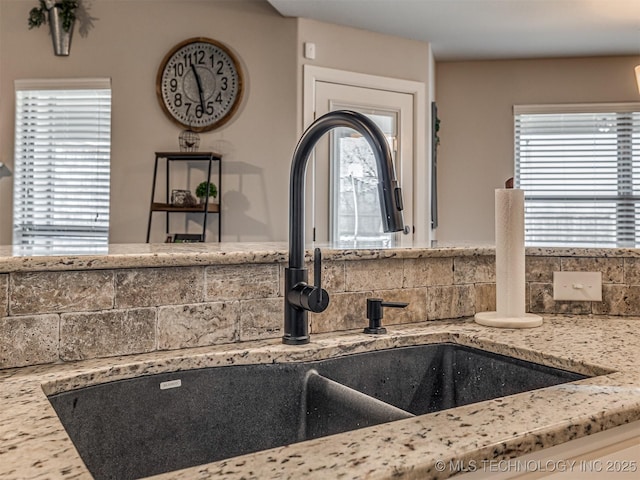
284, 110, 405, 345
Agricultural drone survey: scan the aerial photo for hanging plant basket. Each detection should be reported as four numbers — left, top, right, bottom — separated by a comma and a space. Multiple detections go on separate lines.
28, 0, 78, 57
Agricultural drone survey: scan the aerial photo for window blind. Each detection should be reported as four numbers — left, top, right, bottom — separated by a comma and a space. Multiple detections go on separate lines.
514, 103, 640, 247
13, 79, 112, 252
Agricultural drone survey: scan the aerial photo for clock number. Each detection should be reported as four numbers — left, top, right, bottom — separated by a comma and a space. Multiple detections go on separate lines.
170, 78, 178, 93
195, 102, 215, 118
183, 50, 206, 67
174, 93, 182, 107
215, 92, 223, 104
173, 63, 184, 77
221, 77, 228, 91
185, 102, 192, 116
209, 56, 226, 74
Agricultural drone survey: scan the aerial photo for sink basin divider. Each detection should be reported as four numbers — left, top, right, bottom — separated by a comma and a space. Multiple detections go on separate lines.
303, 369, 414, 440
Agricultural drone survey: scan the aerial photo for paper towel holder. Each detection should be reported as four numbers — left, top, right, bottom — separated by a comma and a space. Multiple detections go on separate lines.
474, 186, 542, 329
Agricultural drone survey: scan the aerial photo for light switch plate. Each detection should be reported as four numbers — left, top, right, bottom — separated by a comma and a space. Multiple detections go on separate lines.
553, 271, 602, 301
304, 42, 316, 59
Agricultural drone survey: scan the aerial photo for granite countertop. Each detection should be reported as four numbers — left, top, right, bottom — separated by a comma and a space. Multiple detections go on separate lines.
2, 242, 640, 273
0, 316, 638, 480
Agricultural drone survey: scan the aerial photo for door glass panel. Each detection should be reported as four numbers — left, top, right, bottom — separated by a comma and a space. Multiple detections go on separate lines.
331, 110, 398, 247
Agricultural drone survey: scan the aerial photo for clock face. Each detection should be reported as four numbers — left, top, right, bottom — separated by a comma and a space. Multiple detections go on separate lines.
157, 38, 243, 132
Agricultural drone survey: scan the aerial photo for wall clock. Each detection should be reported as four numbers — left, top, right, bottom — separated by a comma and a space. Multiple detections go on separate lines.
156, 37, 244, 132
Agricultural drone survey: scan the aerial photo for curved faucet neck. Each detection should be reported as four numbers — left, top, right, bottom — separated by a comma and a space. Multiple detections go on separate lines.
288, 110, 404, 269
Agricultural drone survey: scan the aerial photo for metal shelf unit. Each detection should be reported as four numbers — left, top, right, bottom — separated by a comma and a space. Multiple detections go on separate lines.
146, 151, 222, 242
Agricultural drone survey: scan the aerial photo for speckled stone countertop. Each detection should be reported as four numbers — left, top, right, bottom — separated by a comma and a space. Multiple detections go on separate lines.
0, 316, 638, 480
2, 242, 640, 273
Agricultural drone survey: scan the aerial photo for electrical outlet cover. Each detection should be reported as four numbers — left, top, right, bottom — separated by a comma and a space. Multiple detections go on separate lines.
553, 271, 602, 301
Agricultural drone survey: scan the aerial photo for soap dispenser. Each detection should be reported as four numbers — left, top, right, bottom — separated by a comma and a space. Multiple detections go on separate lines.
364, 298, 409, 334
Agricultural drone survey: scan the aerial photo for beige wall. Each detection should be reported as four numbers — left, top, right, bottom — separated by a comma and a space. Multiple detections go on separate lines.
0, 0, 299, 244
296, 18, 431, 93
435, 55, 640, 243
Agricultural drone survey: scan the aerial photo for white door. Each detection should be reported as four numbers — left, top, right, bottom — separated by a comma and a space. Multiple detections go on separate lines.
312, 81, 415, 247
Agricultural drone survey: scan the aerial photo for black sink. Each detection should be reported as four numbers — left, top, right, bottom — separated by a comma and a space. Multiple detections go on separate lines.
48, 343, 587, 480
310, 343, 585, 416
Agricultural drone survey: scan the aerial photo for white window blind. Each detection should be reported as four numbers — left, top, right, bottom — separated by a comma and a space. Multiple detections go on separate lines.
514, 103, 640, 247
13, 79, 112, 253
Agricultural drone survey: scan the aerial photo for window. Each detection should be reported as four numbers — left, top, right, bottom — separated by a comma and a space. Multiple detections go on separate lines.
514, 103, 640, 247
13, 78, 112, 254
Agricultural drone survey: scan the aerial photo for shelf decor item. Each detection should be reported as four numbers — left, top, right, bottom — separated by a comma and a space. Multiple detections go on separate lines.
171, 189, 197, 207
28, 0, 78, 56
195, 181, 217, 204
179, 129, 200, 152
173, 233, 203, 243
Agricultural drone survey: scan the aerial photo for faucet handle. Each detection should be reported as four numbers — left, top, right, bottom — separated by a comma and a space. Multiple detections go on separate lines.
286, 248, 329, 315
364, 298, 408, 334
314, 248, 322, 301
308, 247, 329, 313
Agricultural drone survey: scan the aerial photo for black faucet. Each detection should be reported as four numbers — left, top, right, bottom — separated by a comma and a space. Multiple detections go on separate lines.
283, 110, 405, 345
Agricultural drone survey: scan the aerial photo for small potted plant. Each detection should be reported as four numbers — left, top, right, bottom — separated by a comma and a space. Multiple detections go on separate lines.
195, 181, 218, 205
28, 0, 79, 56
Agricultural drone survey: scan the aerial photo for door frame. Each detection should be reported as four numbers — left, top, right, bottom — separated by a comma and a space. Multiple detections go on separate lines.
302, 65, 429, 243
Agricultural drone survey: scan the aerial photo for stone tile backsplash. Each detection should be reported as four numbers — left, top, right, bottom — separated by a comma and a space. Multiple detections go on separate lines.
453, 256, 495, 284
529, 283, 592, 315
60, 308, 156, 361
310, 291, 371, 333
10, 270, 114, 315
427, 284, 475, 320
115, 267, 204, 308
560, 257, 624, 283
0, 274, 7, 317
205, 264, 279, 300
402, 257, 453, 287
157, 302, 238, 350
623, 258, 640, 284
239, 297, 282, 341
2, 253, 640, 369
0, 314, 58, 367
345, 258, 404, 291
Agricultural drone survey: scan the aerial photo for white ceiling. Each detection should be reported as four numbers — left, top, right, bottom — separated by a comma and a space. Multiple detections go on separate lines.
266, 0, 640, 61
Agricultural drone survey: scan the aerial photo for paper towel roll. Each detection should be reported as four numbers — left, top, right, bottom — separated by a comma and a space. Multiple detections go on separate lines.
495, 188, 525, 317
475, 188, 542, 328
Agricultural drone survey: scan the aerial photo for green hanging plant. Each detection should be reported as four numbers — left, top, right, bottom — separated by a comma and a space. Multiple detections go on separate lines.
28, 0, 79, 32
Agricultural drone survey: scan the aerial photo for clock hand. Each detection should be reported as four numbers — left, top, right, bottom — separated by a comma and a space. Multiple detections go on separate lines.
191, 64, 206, 110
